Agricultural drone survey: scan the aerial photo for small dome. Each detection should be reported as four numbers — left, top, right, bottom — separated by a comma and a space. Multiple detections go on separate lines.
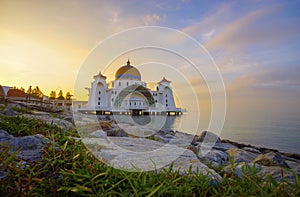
115, 59, 141, 80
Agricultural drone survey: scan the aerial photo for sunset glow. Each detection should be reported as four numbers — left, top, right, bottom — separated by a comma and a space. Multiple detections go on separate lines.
1, 0, 300, 122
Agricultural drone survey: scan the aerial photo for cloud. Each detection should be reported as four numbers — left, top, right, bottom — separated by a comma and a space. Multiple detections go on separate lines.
142, 14, 162, 25
227, 65, 300, 93
227, 76, 256, 92
181, 3, 230, 37
204, 6, 280, 51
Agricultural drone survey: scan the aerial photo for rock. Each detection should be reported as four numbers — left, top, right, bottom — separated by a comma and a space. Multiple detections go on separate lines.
224, 162, 262, 179
227, 148, 258, 163
99, 120, 113, 130
258, 166, 297, 183
9, 134, 48, 151
0, 130, 50, 162
286, 160, 300, 176
0, 129, 14, 143
166, 132, 193, 148
167, 149, 222, 181
212, 143, 237, 151
89, 130, 107, 138
64, 116, 74, 123
196, 131, 221, 144
168, 138, 192, 148
253, 152, 288, 167
51, 119, 73, 130
2, 108, 19, 116
153, 134, 174, 143
199, 149, 228, 166
157, 129, 176, 136
7, 103, 21, 110
195, 142, 236, 153
123, 125, 157, 137
83, 137, 221, 181
106, 128, 128, 137
282, 152, 300, 161
22, 114, 73, 130
17, 149, 43, 162
242, 147, 262, 154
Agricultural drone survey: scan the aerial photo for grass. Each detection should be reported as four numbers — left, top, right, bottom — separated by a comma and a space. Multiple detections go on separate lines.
0, 115, 300, 196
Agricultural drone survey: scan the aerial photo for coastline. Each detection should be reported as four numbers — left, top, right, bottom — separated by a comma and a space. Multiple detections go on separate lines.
1, 103, 300, 193
0, 102, 300, 194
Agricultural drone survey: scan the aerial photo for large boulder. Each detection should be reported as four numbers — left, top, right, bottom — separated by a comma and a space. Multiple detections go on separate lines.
106, 127, 128, 137
2, 108, 19, 116
89, 130, 107, 138
253, 152, 288, 167
196, 131, 221, 144
242, 146, 262, 154
0, 129, 50, 162
167, 149, 222, 181
23, 114, 73, 130
9, 134, 49, 151
286, 160, 300, 176
0, 129, 14, 143
227, 148, 258, 163
83, 137, 221, 181
224, 162, 262, 179
258, 166, 297, 183
199, 149, 228, 166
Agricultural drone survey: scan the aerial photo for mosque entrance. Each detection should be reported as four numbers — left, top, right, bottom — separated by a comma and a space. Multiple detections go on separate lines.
132, 109, 142, 116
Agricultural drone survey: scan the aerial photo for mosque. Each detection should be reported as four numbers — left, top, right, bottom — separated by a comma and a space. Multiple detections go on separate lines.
83, 59, 182, 115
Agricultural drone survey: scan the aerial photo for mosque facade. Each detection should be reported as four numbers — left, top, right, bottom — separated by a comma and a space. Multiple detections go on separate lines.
84, 60, 182, 115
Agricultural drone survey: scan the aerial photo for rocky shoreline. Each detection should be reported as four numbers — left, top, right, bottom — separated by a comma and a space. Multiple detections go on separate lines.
1, 103, 300, 184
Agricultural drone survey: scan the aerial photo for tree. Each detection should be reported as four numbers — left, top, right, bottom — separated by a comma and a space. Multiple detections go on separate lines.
32, 86, 43, 98
57, 90, 64, 100
27, 86, 32, 95
65, 92, 73, 100
49, 91, 56, 99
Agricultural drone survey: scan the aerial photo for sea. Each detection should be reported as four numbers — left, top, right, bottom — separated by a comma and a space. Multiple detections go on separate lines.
89, 113, 300, 154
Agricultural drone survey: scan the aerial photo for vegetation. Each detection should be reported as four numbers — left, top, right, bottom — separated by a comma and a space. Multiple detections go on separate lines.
27, 85, 44, 99
0, 115, 299, 196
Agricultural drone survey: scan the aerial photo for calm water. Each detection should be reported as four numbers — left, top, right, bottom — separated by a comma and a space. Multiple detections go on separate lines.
98, 114, 300, 154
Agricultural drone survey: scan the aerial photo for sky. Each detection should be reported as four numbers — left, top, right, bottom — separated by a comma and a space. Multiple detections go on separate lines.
1, 0, 300, 124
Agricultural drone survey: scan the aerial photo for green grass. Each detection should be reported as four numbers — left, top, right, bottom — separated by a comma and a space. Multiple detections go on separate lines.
0, 115, 300, 196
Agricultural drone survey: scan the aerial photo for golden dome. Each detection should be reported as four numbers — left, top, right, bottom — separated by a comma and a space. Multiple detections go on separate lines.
115, 59, 141, 80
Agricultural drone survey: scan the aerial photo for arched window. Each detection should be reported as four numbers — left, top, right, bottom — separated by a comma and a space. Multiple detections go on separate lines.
166, 99, 168, 103
166, 104, 168, 107
99, 91, 101, 95
98, 97, 100, 100
112, 98, 114, 102
165, 94, 167, 97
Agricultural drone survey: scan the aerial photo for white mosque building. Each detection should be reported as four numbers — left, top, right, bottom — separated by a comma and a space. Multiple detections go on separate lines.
83, 59, 182, 115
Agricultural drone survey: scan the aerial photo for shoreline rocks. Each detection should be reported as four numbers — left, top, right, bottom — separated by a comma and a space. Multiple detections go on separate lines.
0, 129, 50, 162
1, 106, 299, 183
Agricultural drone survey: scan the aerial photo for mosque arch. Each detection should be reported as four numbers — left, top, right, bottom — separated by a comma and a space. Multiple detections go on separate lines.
114, 84, 154, 106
